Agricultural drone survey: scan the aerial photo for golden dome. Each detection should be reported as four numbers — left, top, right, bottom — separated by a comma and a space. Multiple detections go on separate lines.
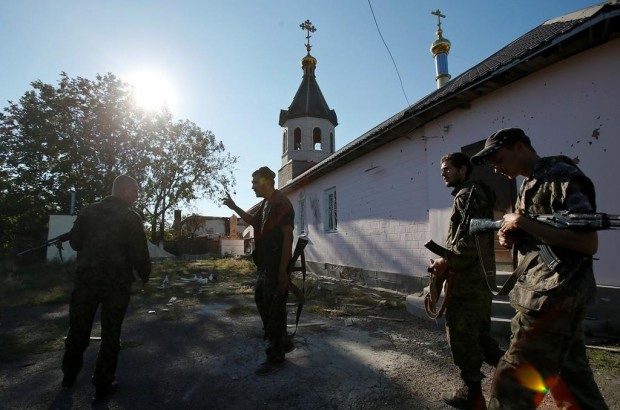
301, 53, 317, 68
430, 29, 451, 55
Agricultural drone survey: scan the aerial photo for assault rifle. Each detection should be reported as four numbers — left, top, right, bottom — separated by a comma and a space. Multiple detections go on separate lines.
469, 212, 620, 236
287, 236, 309, 335
451, 185, 476, 245
17, 231, 72, 260
469, 212, 620, 271
422, 186, 478, 318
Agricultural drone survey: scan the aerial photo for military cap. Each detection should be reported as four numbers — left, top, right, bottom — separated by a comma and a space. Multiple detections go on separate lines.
471, 128, 531, 165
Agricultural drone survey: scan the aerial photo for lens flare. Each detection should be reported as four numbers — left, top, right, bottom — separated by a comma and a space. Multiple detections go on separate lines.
515, 363, 548, 393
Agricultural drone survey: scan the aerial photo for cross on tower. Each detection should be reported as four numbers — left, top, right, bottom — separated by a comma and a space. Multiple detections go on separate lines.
300, 19, 316, 53
431, 9, 446, 30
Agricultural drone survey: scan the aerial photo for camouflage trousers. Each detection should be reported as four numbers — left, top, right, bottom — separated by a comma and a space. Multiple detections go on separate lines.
488, 307, 608, 410
445, 294, 504, 383
62, 274, 131, 388
255, 269, 289, 363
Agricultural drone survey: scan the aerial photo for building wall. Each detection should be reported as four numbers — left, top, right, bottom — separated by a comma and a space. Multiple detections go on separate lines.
287, 133, 430, 289
426, 38, 620, 286
284, 38, 619, 289
220, 239, 245, 256
46, 215, 77, 262
193, 219, 226, 237
281, 116, 335, 165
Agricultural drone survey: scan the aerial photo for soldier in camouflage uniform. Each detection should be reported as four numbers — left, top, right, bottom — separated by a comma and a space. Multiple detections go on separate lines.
432, 152, 504, 409
61, 175, 151, 403
223, 167, 295, 376
472, 128, 607, 409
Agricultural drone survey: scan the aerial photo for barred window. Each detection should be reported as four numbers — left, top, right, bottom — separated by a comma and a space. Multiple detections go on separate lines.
298, 195, 306, 234
324, 187, 337, 232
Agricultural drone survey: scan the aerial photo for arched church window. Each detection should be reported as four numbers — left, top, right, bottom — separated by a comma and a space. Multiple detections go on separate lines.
313, 127, 322, 150
330, 132, 334, 153
282, 130, 287, 154
294, 128, 302, 150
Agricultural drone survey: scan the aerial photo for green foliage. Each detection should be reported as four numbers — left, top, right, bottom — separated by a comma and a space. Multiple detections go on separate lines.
0, 72, 238, 253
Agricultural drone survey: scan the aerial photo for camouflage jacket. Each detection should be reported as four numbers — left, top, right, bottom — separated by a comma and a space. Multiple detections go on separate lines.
446, 179, 496, 298
251, 190, 294, 272
70, 196, 151, 284
511, 156, 597, 313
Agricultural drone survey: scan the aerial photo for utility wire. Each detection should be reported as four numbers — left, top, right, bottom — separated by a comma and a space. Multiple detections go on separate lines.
367, 0, 410, 106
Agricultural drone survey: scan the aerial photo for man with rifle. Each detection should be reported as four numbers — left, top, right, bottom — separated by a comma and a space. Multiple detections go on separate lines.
429, 152, 504, 409
61, 175, 151, 404
471, 128, 608, 409
223, 166, 295, 376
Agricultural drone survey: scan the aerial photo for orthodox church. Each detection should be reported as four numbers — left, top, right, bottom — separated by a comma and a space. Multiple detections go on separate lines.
270, 3, 620, 334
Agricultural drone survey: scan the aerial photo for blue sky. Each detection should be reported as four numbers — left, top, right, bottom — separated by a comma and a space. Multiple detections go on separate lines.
2, 0, 601, 218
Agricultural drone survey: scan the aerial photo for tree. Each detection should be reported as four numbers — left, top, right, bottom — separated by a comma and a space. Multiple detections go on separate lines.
0, 72, 237, 254
136, 112, 237, 243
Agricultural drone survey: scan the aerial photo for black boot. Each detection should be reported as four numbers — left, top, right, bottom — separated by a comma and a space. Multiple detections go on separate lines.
443, 381, 486, 409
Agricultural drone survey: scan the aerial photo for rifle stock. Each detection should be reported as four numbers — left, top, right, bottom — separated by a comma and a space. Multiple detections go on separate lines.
288, 236, 309, 275
287, 236, 309, 336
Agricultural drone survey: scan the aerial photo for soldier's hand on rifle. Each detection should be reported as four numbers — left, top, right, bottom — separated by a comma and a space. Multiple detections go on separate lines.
430, 257, 449, 278
278, 270, 290, 292
499, 211, 524, 248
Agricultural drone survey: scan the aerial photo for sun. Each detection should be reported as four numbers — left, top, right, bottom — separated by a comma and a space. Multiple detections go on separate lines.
125, 70, 177, 111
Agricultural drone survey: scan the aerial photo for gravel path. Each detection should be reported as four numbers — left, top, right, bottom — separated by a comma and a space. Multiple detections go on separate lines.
1, 290, 618, 409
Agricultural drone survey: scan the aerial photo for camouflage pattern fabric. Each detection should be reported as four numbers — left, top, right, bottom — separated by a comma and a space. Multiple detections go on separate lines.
446, 180, 496, 299
251, 190, 294, 272
251, 190, 294, 363
489, 156, 607, 409
62, 196, 151, 388
70, 196, 151, 284
255, 270, 289, 363
445, 180, 503, 384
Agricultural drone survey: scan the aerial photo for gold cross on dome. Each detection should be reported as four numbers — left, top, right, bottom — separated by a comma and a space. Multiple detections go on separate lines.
431, 9, 446, 30
300, 19, 316, 52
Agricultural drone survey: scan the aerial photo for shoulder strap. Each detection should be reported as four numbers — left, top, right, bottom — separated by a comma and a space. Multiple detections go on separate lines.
486, 251, 537, 296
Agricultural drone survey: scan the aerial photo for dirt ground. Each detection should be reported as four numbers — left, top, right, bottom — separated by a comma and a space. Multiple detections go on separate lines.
1, 263, 619, 410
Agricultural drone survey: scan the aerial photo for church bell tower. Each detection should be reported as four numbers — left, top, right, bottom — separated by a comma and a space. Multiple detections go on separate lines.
278, 20, 338, 188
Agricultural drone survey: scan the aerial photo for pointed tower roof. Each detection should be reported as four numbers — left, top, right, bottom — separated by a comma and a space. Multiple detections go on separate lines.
279, 20, 338, 127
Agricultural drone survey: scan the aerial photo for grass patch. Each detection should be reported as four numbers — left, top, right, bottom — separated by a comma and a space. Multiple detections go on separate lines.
302, 280, 407, 317
0, 260, 73, 308
587, 348, 620, 376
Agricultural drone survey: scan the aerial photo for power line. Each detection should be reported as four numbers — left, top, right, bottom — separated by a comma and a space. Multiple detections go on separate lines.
367, 0, 410, 106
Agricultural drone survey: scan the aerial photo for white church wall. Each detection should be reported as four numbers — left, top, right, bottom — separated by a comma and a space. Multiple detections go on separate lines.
424, 38, 619, 286
289, 134, 430, 281
284, 38, 619, 289
283, 116, 335, 165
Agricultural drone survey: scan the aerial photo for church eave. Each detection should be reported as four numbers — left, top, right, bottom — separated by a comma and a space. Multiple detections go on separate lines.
279, 2, 620, 195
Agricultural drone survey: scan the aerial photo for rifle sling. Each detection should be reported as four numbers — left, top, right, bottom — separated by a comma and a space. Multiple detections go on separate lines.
423, 271, 454, 320
488, 251, 537, 296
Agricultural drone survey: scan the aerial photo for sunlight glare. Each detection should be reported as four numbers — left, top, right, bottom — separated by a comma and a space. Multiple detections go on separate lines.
126, 70, 177, 111
515, 363, 549, 393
